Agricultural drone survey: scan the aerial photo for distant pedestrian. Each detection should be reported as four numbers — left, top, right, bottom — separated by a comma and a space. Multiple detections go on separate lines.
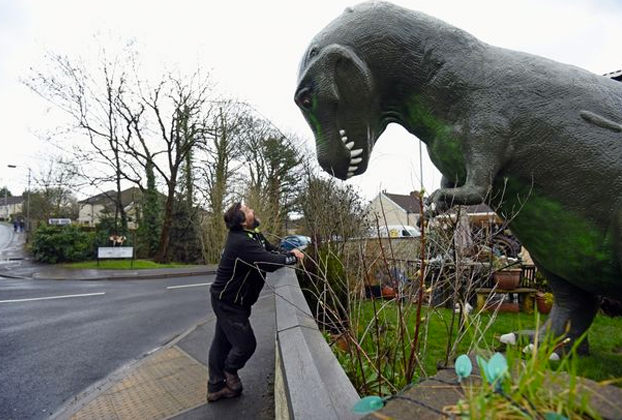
19, 219, 25, 232
207, 202, 304, 402
13, 219, 18, 232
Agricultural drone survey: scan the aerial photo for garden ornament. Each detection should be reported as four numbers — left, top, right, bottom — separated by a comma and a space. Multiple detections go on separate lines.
295, 1, 622, 354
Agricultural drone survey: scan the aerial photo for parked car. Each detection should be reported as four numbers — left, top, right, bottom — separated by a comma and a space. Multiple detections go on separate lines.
278, 235, 312, 251
371, 225, 421, 238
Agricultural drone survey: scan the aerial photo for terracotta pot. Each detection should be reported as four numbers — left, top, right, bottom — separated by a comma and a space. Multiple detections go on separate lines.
535, 293, 553, 314
493, 269, 521, 290
381, 285, 396, 299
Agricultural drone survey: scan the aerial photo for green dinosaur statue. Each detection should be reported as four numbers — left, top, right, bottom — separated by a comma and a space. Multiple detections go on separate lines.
295, 1, 622, 354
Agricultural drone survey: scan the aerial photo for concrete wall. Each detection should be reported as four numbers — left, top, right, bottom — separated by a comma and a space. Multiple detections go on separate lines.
273, 269, 361, 420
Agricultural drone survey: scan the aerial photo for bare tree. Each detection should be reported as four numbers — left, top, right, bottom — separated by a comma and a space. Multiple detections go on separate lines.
241, 115, 304, 237
299, 164, 371, 247
117, 72, 214, 262
26, 157, 80, 227
24, 49, 139, 233
196, 101, 248, 263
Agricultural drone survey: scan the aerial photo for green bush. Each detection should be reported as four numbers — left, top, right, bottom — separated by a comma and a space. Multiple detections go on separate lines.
297, 245, 350, 332
31, 224, 94, 263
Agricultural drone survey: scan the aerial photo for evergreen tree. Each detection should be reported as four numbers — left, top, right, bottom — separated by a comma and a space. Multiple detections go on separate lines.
167, 149, 203, 263
137, 159, 162, 258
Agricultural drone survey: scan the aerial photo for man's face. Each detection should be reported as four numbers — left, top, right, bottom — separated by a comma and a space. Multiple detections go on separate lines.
240, 204, 256, 228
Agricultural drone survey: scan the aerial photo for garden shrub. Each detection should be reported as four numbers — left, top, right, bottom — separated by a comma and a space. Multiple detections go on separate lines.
31, 224, 94, 263
297, 244, 350, 332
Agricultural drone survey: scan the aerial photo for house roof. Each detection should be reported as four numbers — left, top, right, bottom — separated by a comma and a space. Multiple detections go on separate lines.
1, 195, 24, 206
79, 187, 143, 207
384, 192, 422, 214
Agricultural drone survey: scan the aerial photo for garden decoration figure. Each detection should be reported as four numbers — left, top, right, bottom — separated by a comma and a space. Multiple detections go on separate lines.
295, 1, 622, 355
109, 234, 126, 246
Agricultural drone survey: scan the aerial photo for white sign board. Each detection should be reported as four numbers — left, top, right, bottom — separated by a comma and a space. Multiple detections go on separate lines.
49, 218, 72, 225
98, 247, 133, 259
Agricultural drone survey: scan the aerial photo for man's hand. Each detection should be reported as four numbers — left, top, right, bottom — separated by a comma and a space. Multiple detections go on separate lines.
291, 249, 305, 261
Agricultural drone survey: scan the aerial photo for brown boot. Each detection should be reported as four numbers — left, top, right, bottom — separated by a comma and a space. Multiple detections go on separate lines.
224, 370, 243, 393
207, 384, 240, 403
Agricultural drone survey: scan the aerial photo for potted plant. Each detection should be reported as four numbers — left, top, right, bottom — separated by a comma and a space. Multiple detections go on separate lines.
491, 256, 521, 290
535, 291, 553, 314
533, 270, 553, 313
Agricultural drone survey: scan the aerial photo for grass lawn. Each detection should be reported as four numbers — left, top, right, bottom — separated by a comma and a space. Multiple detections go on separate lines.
61, 260, 193, 269
352, 301, 622, 385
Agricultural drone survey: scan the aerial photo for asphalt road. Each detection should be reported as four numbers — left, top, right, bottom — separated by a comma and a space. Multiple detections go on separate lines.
0, 274, 214, 420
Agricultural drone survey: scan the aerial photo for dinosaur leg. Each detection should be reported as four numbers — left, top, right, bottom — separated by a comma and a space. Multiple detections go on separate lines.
501, 265, 599, 355
541, 267, 599, 355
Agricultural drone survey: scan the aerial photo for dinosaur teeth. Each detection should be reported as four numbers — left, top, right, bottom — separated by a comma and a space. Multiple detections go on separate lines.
339, 132, 362, 176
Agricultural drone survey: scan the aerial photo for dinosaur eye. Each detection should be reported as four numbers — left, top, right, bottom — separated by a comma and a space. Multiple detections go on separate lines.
301, 94, 312, 109
295, 87, 313, 110
309, 47, 318, 59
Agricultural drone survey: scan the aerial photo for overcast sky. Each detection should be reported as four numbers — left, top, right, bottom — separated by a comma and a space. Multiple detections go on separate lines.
0, 0, 620, 202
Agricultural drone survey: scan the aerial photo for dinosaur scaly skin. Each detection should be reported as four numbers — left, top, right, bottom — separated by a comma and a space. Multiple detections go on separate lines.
295, 1, 622, 354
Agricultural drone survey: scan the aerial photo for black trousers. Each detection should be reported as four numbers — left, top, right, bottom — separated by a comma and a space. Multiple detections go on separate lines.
208, 294, 257, 392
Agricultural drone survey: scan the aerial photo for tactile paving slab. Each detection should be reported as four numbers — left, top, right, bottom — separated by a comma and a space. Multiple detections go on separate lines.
70, 346, 207, 420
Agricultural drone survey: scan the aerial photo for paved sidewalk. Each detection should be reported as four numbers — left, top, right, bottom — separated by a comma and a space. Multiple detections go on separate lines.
1, 223, 276, 420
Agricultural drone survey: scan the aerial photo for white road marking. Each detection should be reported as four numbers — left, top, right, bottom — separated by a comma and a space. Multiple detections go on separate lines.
166, 282, 212, 290
0, 292, 106, 304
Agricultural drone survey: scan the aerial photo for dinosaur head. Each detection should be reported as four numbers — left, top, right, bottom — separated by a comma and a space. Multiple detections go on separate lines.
295, 43, 380, 180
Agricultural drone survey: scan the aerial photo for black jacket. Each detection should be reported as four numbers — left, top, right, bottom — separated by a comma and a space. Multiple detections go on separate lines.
210, 229, 296, 307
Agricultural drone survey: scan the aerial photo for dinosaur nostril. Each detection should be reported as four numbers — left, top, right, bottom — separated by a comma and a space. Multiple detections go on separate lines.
295, 87, 313, 110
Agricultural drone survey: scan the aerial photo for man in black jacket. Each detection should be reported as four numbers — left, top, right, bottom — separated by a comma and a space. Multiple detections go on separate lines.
207, 202, 304, 402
